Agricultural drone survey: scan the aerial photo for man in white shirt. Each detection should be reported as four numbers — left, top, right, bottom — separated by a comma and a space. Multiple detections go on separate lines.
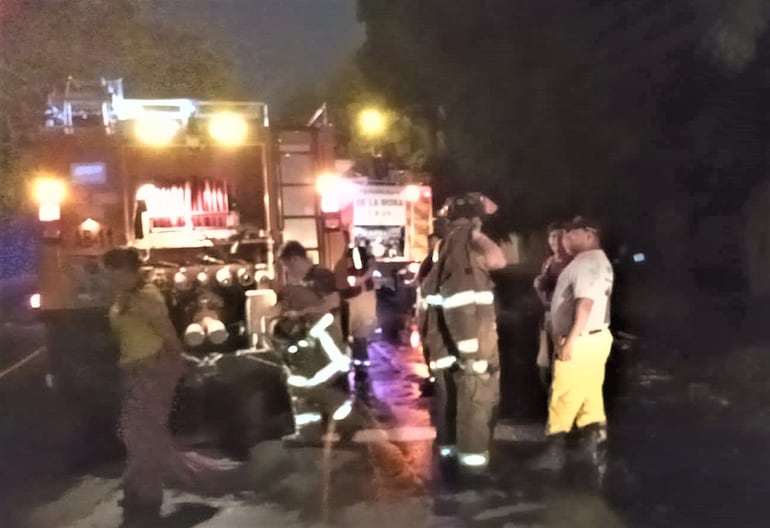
532, 216, 614, 472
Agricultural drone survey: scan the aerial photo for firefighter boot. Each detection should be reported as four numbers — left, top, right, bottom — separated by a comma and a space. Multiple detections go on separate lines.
529, 433, 567, 472
434, 450, 460, 494
573, 423, 608, 485
119, 491, 161, 527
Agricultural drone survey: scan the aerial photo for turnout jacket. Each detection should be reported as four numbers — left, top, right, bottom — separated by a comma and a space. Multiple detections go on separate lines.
419, 219, 499, 371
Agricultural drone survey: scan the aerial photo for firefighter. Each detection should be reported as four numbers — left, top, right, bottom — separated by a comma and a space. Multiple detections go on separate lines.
103, 248, 198, 525
531, 216, 614, 472
333, 235, 378, 402
421, 192, 507, 478
274, 241, 354, 437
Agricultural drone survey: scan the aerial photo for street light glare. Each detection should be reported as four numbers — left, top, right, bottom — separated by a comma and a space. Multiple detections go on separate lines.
359, 108, 385, 137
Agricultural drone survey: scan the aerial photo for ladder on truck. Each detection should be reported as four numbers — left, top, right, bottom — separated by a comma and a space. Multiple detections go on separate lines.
45, 77, 123, 133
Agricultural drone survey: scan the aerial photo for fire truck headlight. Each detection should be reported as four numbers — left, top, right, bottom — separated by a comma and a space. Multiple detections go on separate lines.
135, 115, 180, 146
208, 113, 249, 146
196, 271, 209, 285
216, 267, 233, 287
174, 270, 191, 291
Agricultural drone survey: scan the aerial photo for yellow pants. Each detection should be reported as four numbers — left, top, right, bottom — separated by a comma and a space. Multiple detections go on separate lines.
547, 330, 613, 435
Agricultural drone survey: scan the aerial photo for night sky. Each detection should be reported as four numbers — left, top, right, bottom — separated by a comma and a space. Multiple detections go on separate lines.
148, 0, 364, 109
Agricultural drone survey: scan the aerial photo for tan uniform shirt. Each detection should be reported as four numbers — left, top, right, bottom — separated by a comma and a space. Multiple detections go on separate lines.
550, 249, 614, 338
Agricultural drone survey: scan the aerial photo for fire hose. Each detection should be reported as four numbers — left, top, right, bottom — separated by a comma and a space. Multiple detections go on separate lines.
0, 346, 45, 382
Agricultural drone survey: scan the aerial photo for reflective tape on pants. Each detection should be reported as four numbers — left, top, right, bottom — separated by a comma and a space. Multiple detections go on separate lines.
458, 452, 489, 467
430, 356, 457, 370
456, 338, 479, 354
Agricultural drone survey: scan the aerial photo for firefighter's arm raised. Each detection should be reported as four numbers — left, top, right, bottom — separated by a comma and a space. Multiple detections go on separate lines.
471, 228, 507, 271
299, 267, 341, 317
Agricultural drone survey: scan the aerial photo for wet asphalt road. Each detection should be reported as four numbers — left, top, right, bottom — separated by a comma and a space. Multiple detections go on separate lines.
1, 282, 770, 526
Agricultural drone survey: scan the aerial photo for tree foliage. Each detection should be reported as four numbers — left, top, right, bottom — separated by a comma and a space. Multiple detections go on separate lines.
277, 58, 437, 173
355, 0, 770, 239
0, 0, 238, 215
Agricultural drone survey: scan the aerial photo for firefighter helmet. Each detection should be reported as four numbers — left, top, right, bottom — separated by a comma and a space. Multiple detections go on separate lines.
438, 192, 498, 220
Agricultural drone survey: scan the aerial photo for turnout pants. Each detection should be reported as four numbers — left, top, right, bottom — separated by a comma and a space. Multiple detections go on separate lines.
119, 354, 186, 510
434, 366, 500, 467
290, 374, 350, 424
547, 330, 613, 435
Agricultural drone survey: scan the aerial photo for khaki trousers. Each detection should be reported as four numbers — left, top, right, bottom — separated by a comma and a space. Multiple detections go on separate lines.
119, 355, 186, 508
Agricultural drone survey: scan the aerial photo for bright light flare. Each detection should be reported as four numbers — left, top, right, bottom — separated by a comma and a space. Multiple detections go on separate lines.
29, 293, 41, 310
317, 172, 343, 213
316, 172, 342, 195
358, 108, 385, 137
38, 203, 60, 222
135, 183, 157, 201
80, 218, 100, 233
134, 115, 180, 146
33, 177, 66, 205
404, 184, 421, 203
208, 112, 249, 146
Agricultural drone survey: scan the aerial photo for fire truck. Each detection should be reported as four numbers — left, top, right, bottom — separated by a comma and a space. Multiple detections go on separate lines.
28, 78, 433, 456
29, 78, 352, 456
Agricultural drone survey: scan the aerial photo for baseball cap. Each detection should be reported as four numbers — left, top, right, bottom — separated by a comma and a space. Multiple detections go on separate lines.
565, 215, 601, 233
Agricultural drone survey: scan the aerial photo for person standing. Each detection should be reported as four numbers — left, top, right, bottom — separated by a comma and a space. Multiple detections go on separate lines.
531, 216, 614, 471
333, 237, 378, 401
104, 248, 198, 525
533, 222, 573, 387
421, 192, 507, 478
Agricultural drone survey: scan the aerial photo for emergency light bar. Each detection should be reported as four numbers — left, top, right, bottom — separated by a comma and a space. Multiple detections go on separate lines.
113, 98, 197, 122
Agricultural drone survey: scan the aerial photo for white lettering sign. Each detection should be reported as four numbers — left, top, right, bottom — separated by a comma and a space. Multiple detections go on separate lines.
353, 185, 407, 226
